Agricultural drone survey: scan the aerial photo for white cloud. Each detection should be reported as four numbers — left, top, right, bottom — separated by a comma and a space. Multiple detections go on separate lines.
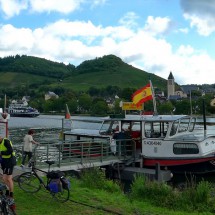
119, 12, 139, 28
91, 0, 107, 8
0, 0, 106, 17
178, 28, 189, 34
0, 0, 28, 18
29, 0, 84, 14
181, 0, 215, 36
144, 16, 172, 36
0, 13, 214, 85
183, 13, 215, 36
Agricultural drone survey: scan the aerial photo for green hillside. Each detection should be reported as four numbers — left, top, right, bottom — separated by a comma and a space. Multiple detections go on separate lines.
0, 54, 167, 92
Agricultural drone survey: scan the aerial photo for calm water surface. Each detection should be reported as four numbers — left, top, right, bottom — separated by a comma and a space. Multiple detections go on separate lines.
8, 115, 65, 144
8, 115, 103, 144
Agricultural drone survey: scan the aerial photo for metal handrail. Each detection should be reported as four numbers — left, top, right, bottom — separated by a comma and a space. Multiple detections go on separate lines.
13, 138, 137, 170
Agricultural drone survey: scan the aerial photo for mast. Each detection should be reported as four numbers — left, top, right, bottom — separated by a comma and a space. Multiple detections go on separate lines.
149, 80, 157, 115
190, 90, 192, 115
4, 94, 6, 113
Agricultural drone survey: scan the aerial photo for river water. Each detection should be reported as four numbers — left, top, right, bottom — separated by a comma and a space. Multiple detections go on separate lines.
8, 115, 65, 145
7, 114, 215, 145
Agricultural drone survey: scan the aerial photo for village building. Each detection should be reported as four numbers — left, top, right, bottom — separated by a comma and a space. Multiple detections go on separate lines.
45, 91, 59, 100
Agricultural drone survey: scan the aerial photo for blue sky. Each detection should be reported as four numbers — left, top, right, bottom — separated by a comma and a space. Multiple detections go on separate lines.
0, 0, 215, 85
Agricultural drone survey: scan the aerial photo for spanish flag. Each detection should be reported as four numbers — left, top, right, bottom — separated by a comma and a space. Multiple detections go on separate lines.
132, 83, 153, 106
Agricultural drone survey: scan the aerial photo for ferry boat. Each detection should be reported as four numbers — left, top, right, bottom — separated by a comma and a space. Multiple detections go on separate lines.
7, 101, 40, 117
62, 114, 215, 175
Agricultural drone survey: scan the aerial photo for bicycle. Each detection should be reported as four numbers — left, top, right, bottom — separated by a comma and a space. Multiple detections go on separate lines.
17, 160, 70, 203
0, 184, 16, 215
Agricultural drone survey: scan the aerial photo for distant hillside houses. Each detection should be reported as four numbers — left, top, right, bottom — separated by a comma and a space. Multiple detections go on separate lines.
166, 72, 215, 104
45, 91, 59, 100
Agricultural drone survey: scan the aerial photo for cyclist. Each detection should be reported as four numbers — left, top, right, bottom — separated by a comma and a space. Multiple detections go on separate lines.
0, 135, 16, 209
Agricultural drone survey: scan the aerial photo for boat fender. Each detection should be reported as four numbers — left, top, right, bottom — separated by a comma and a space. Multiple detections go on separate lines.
112, 162, 125, 171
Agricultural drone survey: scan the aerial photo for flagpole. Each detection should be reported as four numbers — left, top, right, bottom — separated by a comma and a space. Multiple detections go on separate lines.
149, 80, 157, 115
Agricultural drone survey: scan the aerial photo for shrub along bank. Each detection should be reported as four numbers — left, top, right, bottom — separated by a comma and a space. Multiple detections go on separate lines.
14, 168, 215, 215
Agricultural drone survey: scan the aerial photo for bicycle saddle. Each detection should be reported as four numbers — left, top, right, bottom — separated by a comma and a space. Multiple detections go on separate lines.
45, 160, 55, 165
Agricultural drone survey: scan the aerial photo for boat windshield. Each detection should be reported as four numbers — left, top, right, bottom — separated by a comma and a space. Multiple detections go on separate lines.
99, 120, 119, 134
144, 121, 169, 138
170, 116, 196, 136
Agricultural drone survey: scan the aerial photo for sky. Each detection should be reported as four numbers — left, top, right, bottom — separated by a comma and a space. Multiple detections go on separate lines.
0, 0, 215, 85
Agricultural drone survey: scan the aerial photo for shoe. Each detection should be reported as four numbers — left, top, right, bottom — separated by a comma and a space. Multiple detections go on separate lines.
6, 197, 15, 206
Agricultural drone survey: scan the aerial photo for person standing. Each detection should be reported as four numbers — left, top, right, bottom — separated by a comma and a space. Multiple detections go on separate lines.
21, 129, 39, 167
0, 135, 16, 207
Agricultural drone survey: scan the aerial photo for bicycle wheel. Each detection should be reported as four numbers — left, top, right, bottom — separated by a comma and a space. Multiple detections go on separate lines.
18, 172, 41, 193
0, 201, 16, 215
51, 188, 70, 203
0, 201, 8, 215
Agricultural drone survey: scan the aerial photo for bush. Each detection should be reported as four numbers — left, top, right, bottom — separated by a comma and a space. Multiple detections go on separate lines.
130, 174, 215, 213
80, 167, 122, 193
130, 174, 175, 207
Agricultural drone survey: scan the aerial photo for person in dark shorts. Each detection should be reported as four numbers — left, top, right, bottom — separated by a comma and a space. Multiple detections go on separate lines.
0, 135, 16, 207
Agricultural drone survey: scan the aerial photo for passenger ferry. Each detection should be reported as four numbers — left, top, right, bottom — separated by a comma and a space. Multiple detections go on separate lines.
7, 101, 39, 118
62, 114, 215, 175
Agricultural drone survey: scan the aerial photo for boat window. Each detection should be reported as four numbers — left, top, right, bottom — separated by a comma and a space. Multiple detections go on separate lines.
144, 122, 167, 138
122, 122, 130, 131
173, 143, 199, 154
170, 120, 179, 136
100, 120, 119, 135
178, 118, 190, 133
188, 117, 196, 132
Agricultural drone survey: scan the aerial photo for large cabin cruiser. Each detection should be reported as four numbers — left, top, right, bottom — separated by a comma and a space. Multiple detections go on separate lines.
7, 101, 39, 117
63, 114, 215, 175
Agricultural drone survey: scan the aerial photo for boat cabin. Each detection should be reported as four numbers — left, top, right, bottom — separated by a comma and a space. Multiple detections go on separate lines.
61, 114, 215, 174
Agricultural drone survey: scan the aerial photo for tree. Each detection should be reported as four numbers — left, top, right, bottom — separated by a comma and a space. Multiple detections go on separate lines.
157, 101, 174, 114
78, 94, 92, 112
91, 100, 109, 115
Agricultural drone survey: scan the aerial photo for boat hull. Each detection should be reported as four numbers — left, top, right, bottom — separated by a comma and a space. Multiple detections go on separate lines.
10, 112, 39, 117
143, 157, 215, 174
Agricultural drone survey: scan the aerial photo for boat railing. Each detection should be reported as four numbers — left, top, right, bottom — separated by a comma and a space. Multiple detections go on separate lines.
13, 138, 137, 169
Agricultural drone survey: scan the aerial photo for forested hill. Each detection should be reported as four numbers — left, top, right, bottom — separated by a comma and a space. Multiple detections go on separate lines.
0, 55, 75, 78
0, 54, 167, 92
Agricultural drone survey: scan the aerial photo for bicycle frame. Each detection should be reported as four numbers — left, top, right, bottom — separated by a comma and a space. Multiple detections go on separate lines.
29, 161, 52, 189
18, 159, 70, 203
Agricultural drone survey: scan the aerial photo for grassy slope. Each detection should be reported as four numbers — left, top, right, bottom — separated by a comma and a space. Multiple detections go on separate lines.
0, 72, 57, 88
14, 179, 211, 215
0, 56, 168, 92
56, 65, 167, 91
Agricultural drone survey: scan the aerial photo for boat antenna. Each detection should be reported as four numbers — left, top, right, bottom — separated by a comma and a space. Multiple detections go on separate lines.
202, 99, 206, 134
190, 90, 192, 115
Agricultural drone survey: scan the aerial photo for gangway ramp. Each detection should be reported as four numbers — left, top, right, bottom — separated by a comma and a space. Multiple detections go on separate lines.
13, 140, 133, 172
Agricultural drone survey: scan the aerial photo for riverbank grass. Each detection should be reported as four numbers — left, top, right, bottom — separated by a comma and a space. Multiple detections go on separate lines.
14, 168, 215, 215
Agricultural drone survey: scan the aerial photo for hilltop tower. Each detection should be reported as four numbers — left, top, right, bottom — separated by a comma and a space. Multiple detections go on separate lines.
167, 71, 175, 98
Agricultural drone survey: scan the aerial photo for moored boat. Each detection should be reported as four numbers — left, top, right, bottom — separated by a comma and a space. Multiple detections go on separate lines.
62, 114, 215, 175
7, 101, 39, 117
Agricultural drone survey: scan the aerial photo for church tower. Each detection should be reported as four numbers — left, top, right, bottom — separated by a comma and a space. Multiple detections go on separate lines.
167, 71, 175, 98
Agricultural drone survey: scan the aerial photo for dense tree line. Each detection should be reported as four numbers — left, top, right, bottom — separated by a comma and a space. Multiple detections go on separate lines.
1, 84, 215, 116
0, 55, 75, 79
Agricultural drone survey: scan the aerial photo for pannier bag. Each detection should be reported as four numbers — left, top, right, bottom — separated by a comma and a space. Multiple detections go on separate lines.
60, 177, 70, 190
49, 179, 63, 193
47, 170, 65, 179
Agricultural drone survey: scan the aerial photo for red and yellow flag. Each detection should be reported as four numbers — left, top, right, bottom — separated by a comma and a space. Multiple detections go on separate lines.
132, 83, 153, 106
